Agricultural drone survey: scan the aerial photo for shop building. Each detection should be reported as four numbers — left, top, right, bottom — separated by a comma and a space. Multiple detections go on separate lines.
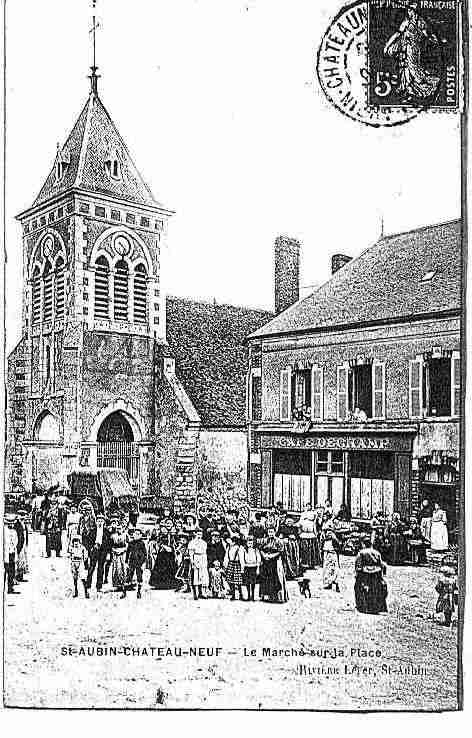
247, 221, 462, 529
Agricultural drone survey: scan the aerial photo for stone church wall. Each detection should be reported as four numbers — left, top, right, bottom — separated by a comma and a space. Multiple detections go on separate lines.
80, 331, 155, 442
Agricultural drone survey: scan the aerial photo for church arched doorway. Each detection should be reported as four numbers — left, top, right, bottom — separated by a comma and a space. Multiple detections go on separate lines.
96, 411, 139, 484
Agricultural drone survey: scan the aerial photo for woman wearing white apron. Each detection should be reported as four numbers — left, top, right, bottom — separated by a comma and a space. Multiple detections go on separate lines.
430, 503, 449, 552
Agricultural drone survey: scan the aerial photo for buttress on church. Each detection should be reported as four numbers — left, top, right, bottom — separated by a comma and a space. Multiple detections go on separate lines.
6, 70, 272, 512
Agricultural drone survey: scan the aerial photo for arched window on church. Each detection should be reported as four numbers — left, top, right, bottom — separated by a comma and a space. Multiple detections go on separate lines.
45, 345, 51, 385
54, 256, 65, 319
32, 265, 41, 325
43, 260, 53, 322
114, 259, 129, 321
133, 264, 148, 324
94, 255, 110, 319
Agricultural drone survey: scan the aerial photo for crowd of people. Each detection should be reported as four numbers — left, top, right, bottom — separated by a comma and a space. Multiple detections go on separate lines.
4, 489, 457, 626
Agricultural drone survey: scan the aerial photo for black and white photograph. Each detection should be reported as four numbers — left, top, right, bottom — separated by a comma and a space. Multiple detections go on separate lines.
1, 0, 467, 712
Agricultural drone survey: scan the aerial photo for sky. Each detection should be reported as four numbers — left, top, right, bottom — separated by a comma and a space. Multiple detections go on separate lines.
4, 0, 461, 351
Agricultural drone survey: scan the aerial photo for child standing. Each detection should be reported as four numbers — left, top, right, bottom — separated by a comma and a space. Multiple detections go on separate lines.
242, 535, 261, 601
435, 559, 458, 627
209, 560, 226, 598
224, 535, 245, 601
125, 528, 147, 599
69, 534, 89, 598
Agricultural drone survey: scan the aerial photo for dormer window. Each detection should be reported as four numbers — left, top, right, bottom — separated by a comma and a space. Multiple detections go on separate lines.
105, 155, 122, 181
54, 148, 70, 183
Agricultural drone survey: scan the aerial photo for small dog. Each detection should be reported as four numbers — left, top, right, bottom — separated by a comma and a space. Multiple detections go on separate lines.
298, 577, 312, 598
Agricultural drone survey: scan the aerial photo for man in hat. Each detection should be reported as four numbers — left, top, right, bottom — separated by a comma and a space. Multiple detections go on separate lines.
206, 529, 226, 568
86, 513, 112, 592
4, 514, 19, 594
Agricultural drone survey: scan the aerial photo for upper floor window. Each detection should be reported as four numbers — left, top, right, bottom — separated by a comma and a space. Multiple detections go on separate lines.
279, 365, 324, 422
409, 351, 460, 419
337, 360, 385, 421
249, 369, 262, 422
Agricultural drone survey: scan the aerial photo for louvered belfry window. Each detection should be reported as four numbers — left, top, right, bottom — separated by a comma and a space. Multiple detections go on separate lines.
43, 260, 53, 322
94, 255, 110, 319
114, 259, 129, 321
133, 264, 147, 323
32, 266, 41, 325
54, 256, 65, 318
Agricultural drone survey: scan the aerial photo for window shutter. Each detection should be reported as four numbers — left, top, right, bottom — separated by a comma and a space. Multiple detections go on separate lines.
451, 352, 460, 417
372, 362, 385, 419
409, 358, 423, 419
311, 365, 323, 420
337, 365, 348, 420
279, 367, 292, 421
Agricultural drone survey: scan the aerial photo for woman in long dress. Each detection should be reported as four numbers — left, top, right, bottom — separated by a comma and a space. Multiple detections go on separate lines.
297, 507, 320, 570
354, 540, 388, 614
187, 529, 209, 600
110, 522, 128, 597
149, 529, 178, 589
259, 527, 289, 603
383, 3, 440, 102
321, 524, 341, 592
385, 512, 408, 565
430, 503, 449, 552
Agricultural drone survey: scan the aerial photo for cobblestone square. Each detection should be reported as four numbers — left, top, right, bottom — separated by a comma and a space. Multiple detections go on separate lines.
4, 532, 458, 710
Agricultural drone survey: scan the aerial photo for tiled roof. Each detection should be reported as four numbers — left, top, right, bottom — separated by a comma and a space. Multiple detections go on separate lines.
32, 92, 163, 209
250, 220, 461, 339
166, 297, 273, 427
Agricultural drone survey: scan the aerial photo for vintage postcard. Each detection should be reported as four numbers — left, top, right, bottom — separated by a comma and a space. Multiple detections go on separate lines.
2, 0, 466, 711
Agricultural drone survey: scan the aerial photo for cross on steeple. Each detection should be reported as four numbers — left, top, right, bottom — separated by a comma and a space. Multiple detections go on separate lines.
89, 0, 101, 95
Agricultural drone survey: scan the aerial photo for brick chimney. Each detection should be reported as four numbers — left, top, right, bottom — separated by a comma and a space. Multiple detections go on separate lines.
331, 253, 352, 275
274, 236, 300, 315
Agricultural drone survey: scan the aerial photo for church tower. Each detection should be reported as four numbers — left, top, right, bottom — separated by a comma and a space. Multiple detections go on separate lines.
7, 60, 174, 497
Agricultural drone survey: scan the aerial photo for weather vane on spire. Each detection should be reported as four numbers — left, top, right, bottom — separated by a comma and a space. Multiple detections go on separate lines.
89, 0, 101, 95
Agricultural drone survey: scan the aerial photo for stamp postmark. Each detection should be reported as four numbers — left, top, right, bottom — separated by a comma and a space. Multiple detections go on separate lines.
316, 1, 419, 127
367, 0, 460, 109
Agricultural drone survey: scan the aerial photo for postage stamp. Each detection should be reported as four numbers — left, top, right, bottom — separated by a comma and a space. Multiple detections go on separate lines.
317, 1, 420, 126
367, 0, 460, 109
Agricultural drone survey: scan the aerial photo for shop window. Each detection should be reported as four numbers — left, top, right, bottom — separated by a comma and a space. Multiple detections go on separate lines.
409, 352, 460, 418
273, 450, 311, 512
315, 450, 344, 475
350, 451, 395, 520
337, 361, 385, 421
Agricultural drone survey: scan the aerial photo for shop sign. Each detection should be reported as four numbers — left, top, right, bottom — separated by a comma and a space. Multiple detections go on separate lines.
261, 434, 412, 453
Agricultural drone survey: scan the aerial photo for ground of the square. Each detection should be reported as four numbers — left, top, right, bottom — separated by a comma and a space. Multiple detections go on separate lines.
4, 532, 458, 710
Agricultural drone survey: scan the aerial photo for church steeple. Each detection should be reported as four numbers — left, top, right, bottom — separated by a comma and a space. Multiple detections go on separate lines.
88, 1, 100, 96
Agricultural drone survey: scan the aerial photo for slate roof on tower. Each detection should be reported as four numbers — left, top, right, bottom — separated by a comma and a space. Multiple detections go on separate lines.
32, 91, 163, 209
250, 219, 462, 339
166, 296, 273, 428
